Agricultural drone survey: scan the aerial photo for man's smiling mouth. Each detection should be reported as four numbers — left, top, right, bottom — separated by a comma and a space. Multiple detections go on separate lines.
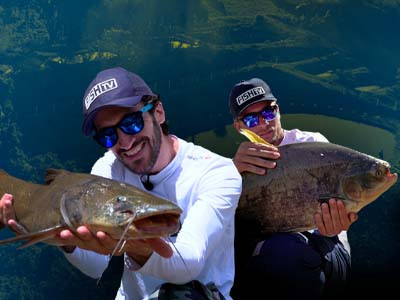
125, 141, 145, 157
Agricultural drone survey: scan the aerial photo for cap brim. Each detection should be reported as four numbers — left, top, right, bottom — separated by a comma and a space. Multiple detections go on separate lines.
82, 95, 151, 136
235, 97, 277, 118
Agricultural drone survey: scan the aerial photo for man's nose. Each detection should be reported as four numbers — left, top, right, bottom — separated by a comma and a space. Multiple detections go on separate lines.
116, 129, 135, 150
260, 114, 270, 125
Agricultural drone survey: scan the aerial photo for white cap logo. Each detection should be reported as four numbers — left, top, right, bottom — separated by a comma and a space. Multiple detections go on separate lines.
84, 78, 118, 110
236, 86, 265, 106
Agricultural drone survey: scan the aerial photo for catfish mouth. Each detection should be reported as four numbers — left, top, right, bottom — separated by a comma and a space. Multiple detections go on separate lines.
134, 213, 181, 233
119, 210, 181, 237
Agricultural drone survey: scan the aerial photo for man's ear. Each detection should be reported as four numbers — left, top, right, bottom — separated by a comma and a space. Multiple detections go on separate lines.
154, 102, 166, 124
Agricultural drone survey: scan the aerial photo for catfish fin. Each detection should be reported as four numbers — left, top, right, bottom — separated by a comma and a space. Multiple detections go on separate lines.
18, 233, 60, 249
239, 128, 273, 146
0, 224, 65, 247
45, 169, 70, 185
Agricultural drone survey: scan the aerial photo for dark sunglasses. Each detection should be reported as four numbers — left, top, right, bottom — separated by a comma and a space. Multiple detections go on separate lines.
94, 103, 153, 148
240, 105, 278, 128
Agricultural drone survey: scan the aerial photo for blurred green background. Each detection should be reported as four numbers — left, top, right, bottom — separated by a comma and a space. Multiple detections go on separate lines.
1, 0, 399, 298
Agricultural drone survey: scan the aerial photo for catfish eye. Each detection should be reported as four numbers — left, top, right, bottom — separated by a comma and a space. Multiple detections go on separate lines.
117, 196, 127, 203
376, 170, 382, 177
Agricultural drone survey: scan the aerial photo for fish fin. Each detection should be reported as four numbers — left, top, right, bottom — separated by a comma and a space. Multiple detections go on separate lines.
0, 225, 65, 247
239, 128, 274, 146
17, 233, 58, 249
45, 169, 69, 185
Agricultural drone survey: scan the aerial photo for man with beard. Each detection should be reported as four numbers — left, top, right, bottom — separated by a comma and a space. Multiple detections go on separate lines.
0, 67, 242, 300
229, 78, 358, 299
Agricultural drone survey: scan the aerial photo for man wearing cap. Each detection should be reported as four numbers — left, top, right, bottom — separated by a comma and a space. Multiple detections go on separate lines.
228, 78, 358, 299
0, 67, 242, 300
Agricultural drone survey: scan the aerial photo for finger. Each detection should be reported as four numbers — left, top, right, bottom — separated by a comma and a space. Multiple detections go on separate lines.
59, 229, 90, 245
96, 231, 117, 249
96, 232, 121, 254
321, 202, 334, 235
240, 145, 280, 161
234, 158, 277, 174
235, 162, 267, 175
4, 199, 16, 223
96, 231, 108, 240
75, 226, 94, 240
247, 147, 280, 159
7, 219, 27, 235
328, 199, 340, 231
58, 229, 83, 248
0, 193, 12, 206
59, 229, 75, 240
314, 213, 326, 236
247, 156, 277, 169
1, 194, 14, 224
239, 141, 279, 153
336, 200, 351, 229
146, 238, 173, 258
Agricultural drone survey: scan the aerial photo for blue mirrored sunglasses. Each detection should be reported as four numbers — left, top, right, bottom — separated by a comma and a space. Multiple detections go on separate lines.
240, 105, 278, 128
94, 103, 154, 148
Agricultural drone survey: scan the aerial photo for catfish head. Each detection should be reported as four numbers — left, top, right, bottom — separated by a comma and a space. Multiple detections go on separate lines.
59, 175, 182, 240
341, 155, 397, 212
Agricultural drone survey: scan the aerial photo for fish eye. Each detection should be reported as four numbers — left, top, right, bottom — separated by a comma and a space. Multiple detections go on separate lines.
117, 196, 127, 202
375, 170, 382, 177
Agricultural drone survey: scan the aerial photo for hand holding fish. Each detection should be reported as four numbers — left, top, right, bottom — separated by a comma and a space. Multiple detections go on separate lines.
314, 198, 358, 237
0, 194, 22, 234
57, 227, 172, 263
0, 193, 13, 227
233, 141, 280, 175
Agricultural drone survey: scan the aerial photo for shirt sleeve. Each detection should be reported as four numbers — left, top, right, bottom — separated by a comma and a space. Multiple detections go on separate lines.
63, 247, 110, 279
133, 161, 242, 284
338, 231, 351, 254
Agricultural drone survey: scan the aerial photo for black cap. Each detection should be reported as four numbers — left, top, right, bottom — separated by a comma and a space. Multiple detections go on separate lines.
229, 78, 277, 118
81, 67, 156, 136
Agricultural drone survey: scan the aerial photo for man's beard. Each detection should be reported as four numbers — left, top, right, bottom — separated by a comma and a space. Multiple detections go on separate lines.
121, 117, 162, 175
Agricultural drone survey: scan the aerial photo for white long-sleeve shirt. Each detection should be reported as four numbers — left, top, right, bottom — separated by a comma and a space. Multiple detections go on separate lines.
280, 129, 350, 254
64, 137, 242, 300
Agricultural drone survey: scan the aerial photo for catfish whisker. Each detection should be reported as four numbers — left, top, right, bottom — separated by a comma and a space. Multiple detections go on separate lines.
97, 213, 136, 285
167, 236, 192, 281
117, 240, 127, 253
111, 213, 136, 258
